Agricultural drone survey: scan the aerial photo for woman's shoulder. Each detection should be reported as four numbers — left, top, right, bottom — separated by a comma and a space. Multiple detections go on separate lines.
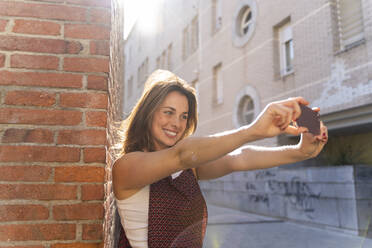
114, 151, 144, 165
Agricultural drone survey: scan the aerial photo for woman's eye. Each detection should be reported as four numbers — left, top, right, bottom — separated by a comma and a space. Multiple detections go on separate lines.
164, 111, 172, 115
182, 115, 188, 120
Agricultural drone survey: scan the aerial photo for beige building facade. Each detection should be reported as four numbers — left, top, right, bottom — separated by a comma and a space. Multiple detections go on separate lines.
124, 0, 372, 148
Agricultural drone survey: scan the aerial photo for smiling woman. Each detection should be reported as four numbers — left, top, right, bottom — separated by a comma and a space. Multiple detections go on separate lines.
113, 69, 328, 248
151, 91, 190, 150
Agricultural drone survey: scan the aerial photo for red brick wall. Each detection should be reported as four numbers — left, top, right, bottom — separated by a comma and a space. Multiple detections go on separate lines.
0, 0, 110, 247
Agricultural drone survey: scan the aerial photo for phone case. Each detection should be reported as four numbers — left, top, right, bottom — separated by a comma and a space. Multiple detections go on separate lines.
296, 104, 320, 135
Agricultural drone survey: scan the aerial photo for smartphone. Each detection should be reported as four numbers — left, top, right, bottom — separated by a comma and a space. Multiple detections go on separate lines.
296, 104, 320, 135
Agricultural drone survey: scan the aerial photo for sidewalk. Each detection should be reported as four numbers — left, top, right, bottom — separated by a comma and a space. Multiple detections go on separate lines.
203, 204, 372, 248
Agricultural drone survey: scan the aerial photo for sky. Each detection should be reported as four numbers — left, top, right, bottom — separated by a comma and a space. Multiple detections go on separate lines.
123, 0, 140, 39
123, 0, 162, 39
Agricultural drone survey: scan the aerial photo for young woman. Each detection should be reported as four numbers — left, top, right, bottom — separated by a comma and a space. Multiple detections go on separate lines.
113, 69, 328, 248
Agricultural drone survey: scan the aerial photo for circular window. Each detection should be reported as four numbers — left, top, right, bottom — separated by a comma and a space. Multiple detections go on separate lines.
232, 0, 257, 47
238, 95, 255, 125
233, 85, 260, 128
238, 7, 252, 37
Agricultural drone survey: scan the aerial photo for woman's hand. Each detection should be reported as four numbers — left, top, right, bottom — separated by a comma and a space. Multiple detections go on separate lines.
297, 121, 328, 158
250, 97, 309, 139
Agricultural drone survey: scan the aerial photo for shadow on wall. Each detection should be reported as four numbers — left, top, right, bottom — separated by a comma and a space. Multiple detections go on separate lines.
279, 130, 372, 166
319, 132, 372, 166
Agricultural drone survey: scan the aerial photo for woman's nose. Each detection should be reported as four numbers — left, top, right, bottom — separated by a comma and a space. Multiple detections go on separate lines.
170, 116, 181, 129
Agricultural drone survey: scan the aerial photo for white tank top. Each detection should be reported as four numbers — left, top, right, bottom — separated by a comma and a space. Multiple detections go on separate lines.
116, 171, 183, 248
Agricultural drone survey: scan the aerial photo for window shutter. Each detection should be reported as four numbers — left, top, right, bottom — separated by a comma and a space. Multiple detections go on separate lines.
337, 0, 364, 48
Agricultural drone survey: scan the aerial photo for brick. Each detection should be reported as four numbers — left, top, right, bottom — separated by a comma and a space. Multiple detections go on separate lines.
0, 205, 49, 221
0, 108, 82, 126
82, 223, 103, 240
89, 9, 110, 25
53, 203, 103, 220
0, 165, 51, 181
51, 243, 99, 248
0, 71, 82, 88
87, 75, 108, 91
83, 147, 106, 163
0, 146, 80, 162
11, 54, 59, 70
0, 1, 86, 22
0, 20, 7, 32
0, 35, 82, 54
64, 57, 109, 73
5, 90, 56, 106
90, 40, 109, 56
13, 19, 61, 36
0, 224, 75, 241
60, 92, 108, 109
66, 0, 110, 8
81, 184, 104, 200
86, 111, 107, 127
0, 184, 77, 200
55, 166, 104, 183
0, 54, 4, 68
30, 0, 65, 3
57, 130, 106, 145
0, 246, 44, 248
2, 128, 54, 144
65, 24, 110, 40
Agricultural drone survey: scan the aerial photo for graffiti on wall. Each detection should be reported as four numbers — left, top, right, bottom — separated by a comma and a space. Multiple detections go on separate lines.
268, 177, 321, 219
255, 170, 276, 180
248, 194, 270, 208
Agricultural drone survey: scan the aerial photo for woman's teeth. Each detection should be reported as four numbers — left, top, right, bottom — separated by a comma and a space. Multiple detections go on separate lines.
164, 130, 176, 137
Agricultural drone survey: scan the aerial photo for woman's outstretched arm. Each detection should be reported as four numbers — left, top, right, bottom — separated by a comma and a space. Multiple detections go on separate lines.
113, 97, 309, 193
196, 126, 328, 180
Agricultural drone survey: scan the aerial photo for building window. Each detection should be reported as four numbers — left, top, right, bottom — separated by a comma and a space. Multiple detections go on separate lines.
213, 63, 223, 105
137, 57, 149, 88
232, 0, 257, 47
279, 22, 294, 76
336, 0, 364, 50
182, 26, 189, 60
238, 96, 254, 125
127, 76, 133, 98
211, 0, 222, 34
239, 6, 252, 36
161, 51, 166, 68
137, 68, 141, 88
191, 16, 199, 54
233, 85, 260, 128
191, 79, 200, 114
156, 43, 173, 70
167, 43, 172, 70
156, 56, 161, 69
183, 16, 198, 60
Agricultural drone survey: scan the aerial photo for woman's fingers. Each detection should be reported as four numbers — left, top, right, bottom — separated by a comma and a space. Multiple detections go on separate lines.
315, 121, 328, 142
285, 125, 308, 136
267, 97, 323, 136
312, 107, 320, 112
281, 98, 303, 121
270, 104, 293, 130
282, 105, 294, 130
293, 96, 309, 106
278, 97, 311, 122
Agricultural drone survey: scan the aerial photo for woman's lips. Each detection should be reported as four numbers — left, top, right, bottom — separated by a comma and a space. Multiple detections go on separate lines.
163, 129, 177, 138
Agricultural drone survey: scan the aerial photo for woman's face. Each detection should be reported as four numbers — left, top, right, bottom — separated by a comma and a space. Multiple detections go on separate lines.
151, 91, 189, 151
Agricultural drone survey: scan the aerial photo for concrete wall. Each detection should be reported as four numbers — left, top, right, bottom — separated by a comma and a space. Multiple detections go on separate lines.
200, 165, 372, 236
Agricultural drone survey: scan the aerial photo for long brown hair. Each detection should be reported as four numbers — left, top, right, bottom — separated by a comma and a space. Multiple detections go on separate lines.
121, 70, 198, 154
